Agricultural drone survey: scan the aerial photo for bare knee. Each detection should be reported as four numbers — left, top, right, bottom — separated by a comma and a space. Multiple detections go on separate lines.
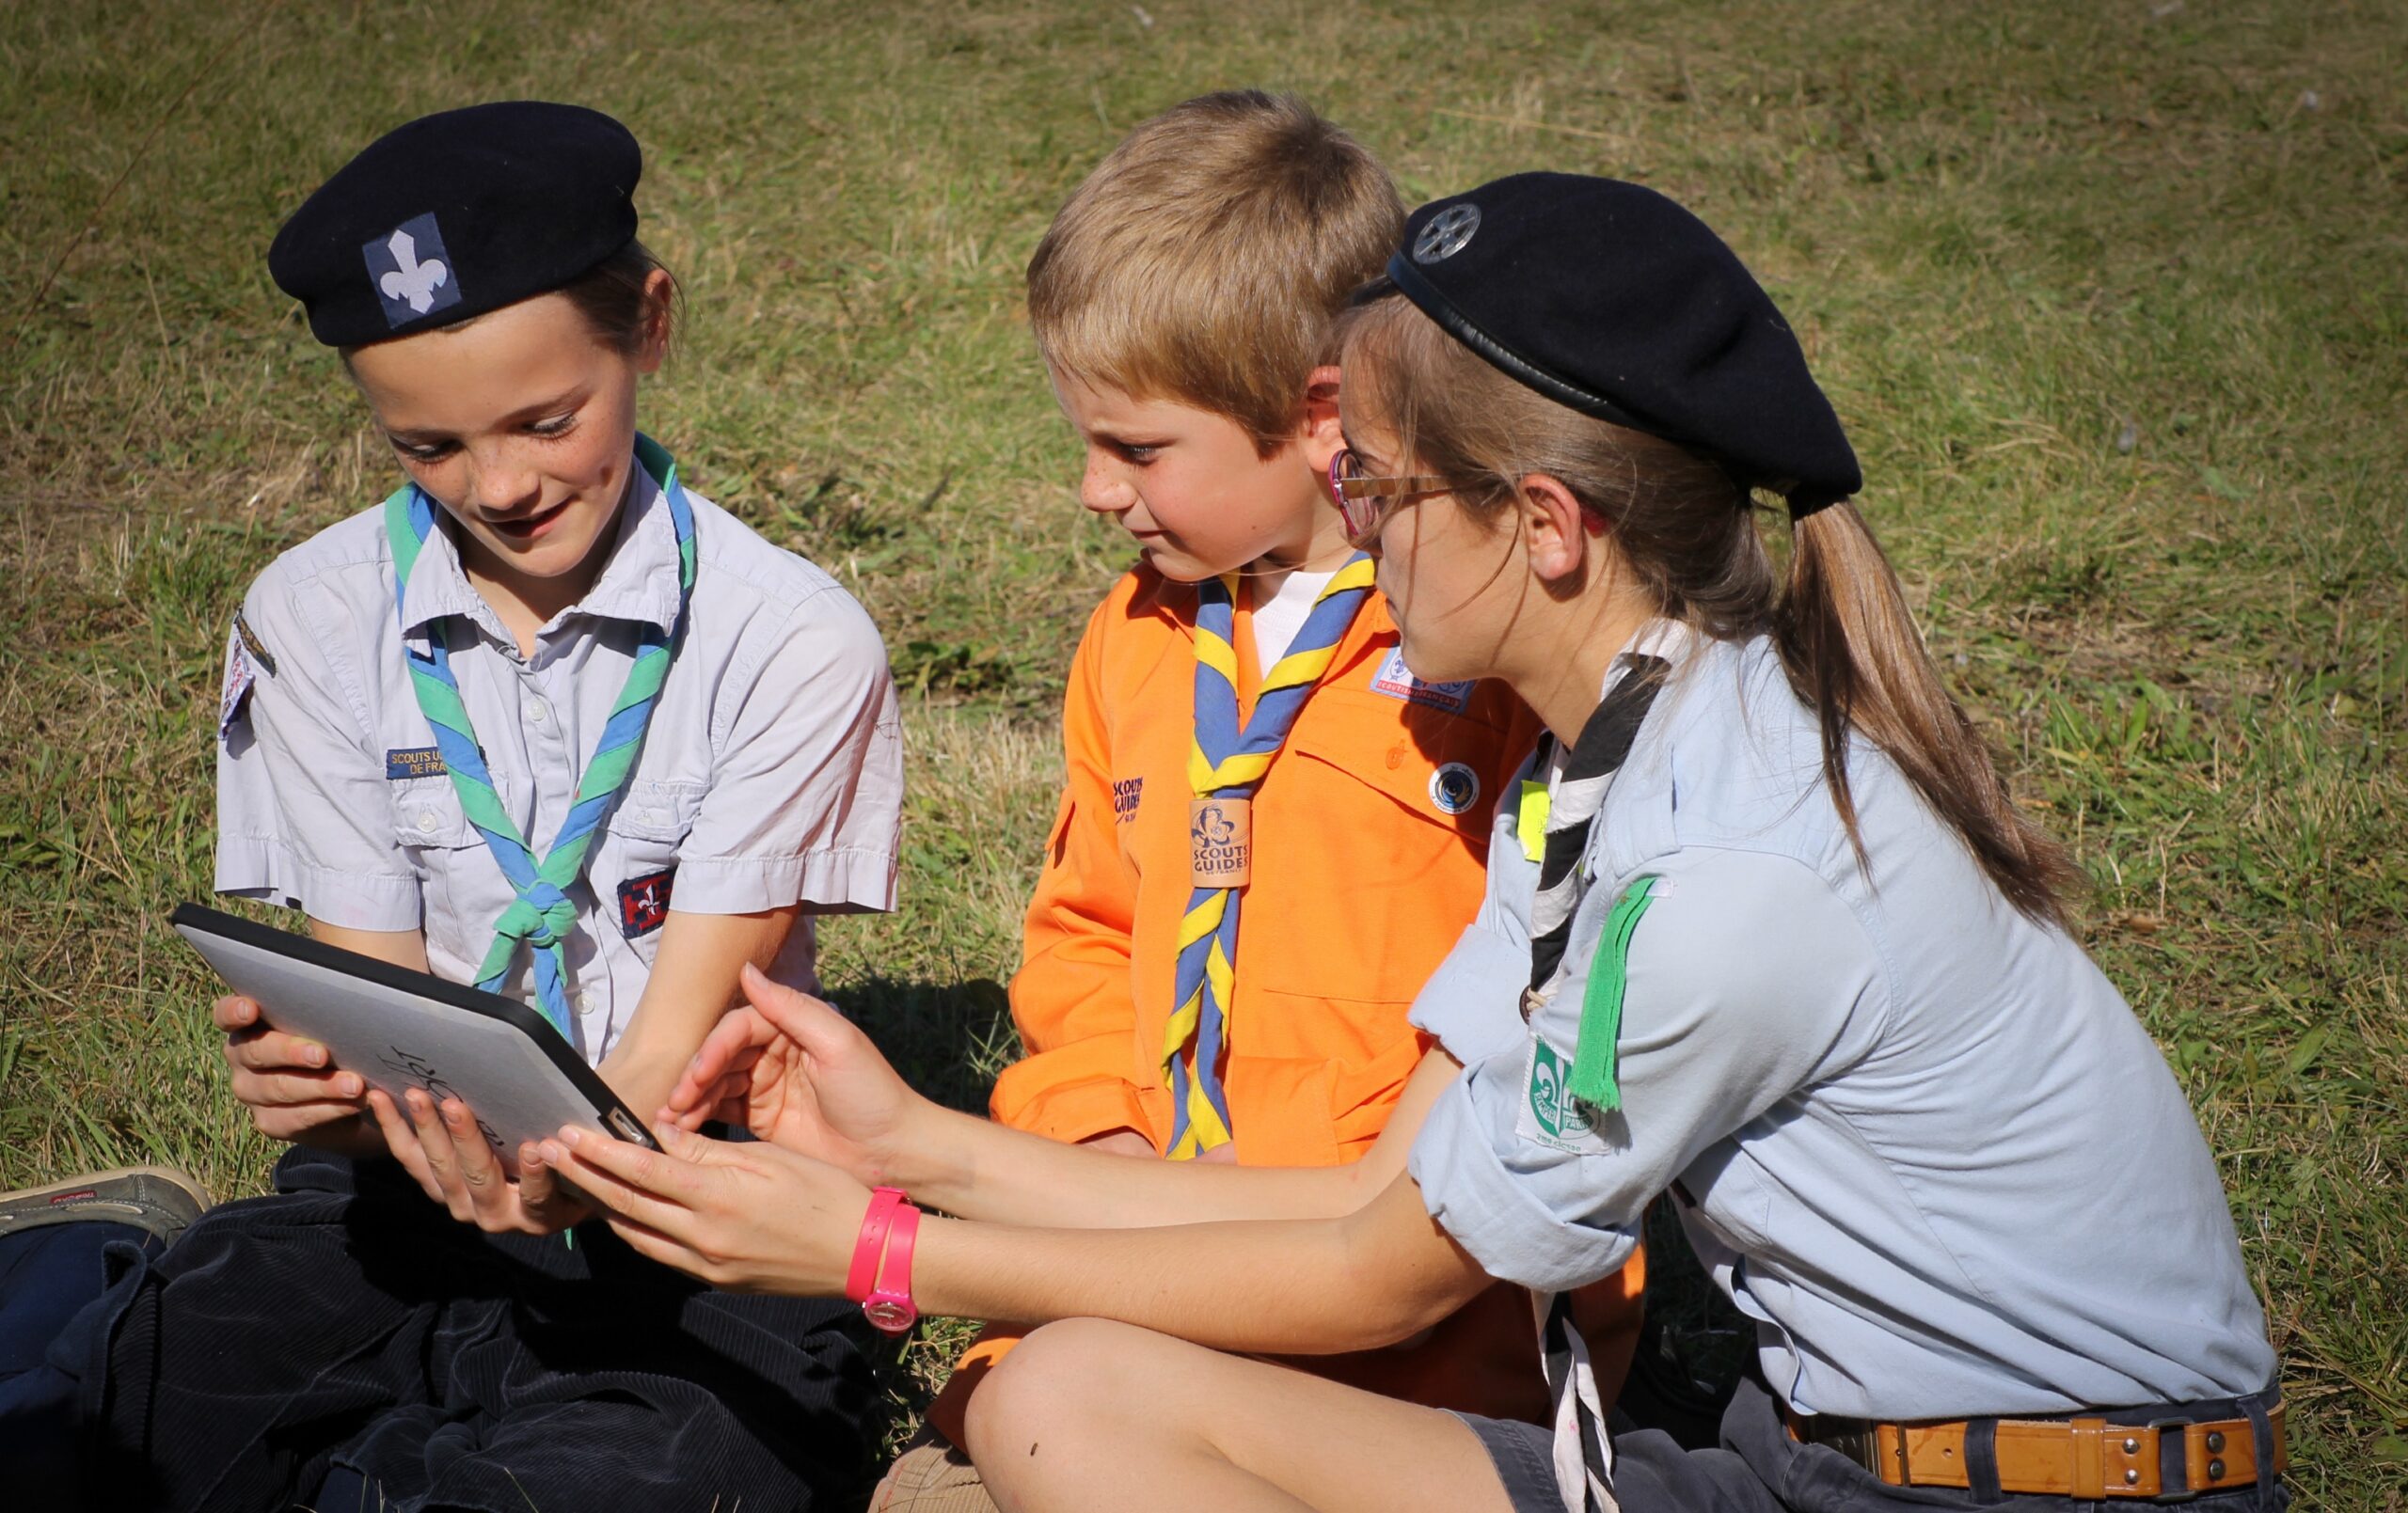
961, 1319, 1147, 1487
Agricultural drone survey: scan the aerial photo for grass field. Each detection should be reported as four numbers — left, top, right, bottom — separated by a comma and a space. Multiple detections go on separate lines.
3, 0, 2403, 1505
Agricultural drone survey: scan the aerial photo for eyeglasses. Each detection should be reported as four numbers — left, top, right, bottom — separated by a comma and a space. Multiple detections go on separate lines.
1325, 449, 1451, 548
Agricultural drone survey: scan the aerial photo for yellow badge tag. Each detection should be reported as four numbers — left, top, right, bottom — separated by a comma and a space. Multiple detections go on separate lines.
1190, 796, 1253, 889
1517, 780, 1549, 862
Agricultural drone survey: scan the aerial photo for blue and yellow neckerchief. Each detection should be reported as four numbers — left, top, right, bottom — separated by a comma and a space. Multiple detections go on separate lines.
383, 434, 696, 1038
1163, 555, 1376, 1158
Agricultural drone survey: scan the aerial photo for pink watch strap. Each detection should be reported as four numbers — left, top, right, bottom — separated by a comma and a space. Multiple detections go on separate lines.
878, 1204, 920, 1296
861, 1198, 922, 1334
845, 1187, 905, 1303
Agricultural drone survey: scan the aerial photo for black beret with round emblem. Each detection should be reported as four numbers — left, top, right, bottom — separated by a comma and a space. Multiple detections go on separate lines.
1383, 172, 1861, 513
268, 102, 642, 349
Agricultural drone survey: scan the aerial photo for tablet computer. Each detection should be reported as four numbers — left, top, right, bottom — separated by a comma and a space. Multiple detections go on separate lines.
171, 902, 659, 1155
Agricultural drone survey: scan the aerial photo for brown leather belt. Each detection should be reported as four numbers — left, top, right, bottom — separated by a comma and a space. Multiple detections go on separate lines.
1785, 1403, 2286, 1500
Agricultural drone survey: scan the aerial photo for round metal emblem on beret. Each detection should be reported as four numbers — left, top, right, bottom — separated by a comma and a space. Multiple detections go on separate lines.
1430, 762, 1481, 814
1413, 203, 1481, 264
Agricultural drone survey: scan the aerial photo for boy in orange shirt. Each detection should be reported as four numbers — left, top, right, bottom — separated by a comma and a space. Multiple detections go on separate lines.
875, 92, 1640, 1509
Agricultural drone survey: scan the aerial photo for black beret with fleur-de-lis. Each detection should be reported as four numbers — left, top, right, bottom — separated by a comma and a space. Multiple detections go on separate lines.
1378, 173, 1862, 515
268, 102, 641, 349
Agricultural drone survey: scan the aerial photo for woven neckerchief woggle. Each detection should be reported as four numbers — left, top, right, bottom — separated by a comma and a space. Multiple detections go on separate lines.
1163, 554, 1377, 1158
383, 433, 697, 1040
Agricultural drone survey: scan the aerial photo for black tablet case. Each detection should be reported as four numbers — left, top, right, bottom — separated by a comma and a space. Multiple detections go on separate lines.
172, 903, 659, 1154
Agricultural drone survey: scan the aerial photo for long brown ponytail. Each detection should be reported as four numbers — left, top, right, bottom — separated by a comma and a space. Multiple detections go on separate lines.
1339, 292, 2079, 928
1779, 501, 2079, 927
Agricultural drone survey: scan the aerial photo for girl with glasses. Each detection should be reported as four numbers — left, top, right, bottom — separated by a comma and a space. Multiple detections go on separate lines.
551, 174, 2282, 1513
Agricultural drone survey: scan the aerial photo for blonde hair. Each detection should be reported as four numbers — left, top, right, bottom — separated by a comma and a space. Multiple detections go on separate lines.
1339, 292, 2080, 928
1026, 91, 1402, 453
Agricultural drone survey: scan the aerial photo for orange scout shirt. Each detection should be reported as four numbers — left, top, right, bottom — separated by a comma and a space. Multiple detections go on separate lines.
991, 563, 1543, 1164
942, 565, 1640, 1439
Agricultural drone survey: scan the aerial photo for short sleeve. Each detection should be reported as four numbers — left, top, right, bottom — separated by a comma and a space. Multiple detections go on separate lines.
669, 583, 902, 915
214, 570, 423, 930
1409, 846, 1887, 1294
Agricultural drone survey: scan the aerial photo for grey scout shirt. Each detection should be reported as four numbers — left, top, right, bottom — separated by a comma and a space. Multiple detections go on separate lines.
217, 462, 904, 1064
1407, 632, 2275, 1420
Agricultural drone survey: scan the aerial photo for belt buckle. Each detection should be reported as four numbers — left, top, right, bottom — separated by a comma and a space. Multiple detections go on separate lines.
2147, 1417, 2198, 1504
1826, 1424, 1878, 1474
1827, 1423, 1895, 1483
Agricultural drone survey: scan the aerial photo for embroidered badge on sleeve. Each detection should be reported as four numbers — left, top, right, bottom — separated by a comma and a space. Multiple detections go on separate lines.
616, 868, 675, 938
1515, 1034, 1607, 1155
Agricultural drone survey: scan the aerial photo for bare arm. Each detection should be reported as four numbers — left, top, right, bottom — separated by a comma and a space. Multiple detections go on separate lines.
600, 905, 800, 1114
915, 1169, 1492, 1354
912, 1044, 1459, 1227
309, 920, 433, 972
554, 1126, 1497, 1358
670, 969, 1462, 1228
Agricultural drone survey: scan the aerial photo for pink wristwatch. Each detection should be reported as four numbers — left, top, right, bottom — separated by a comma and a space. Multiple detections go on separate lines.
845, 1186, 922, 1334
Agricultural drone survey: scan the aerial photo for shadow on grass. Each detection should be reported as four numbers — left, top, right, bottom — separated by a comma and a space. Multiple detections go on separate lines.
825, 975, 1017, 1122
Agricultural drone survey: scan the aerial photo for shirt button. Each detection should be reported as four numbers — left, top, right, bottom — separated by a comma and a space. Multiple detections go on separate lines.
417, 811, 440, 833
1386, 745, 1405, 769
530, 701, 550, 725
575, 989, 595, 1014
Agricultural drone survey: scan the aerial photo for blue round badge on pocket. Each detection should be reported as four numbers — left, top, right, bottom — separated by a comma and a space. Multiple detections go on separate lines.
1429, 762, 1481, 815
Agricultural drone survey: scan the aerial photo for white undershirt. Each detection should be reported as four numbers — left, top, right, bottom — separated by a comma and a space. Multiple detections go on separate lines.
1249, 568, 1336, 671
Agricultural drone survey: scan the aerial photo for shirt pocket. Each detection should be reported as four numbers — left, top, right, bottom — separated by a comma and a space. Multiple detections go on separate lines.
1286, 690, 1504, 839
388, 777, 508, 947
1252, 691, 1496, 1004
598, 779, 706, 961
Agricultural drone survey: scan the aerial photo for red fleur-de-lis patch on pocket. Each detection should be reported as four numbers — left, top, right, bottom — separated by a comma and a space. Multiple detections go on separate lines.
616, 869, 675, 938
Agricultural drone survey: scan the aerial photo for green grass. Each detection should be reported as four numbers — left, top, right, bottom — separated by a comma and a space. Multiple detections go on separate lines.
3, 0, 2402, 1505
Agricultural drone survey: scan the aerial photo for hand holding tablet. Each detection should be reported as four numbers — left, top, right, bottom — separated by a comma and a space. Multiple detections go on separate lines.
175, 903, 661, 1161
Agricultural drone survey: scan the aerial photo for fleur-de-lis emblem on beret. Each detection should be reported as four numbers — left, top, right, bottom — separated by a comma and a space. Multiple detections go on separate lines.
379, 229, 450, 314
362, 213, 465, 328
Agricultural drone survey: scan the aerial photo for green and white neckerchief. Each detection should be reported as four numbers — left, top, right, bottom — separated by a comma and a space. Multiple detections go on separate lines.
383, 433, 696, 1038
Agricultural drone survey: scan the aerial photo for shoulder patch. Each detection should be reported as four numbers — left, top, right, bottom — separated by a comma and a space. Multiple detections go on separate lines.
617, 867, 675, 938
1368, 647, 1474, 714
232, 610, 277, 676
217, 622, 259, 738
1515, 1033, 1608, 1155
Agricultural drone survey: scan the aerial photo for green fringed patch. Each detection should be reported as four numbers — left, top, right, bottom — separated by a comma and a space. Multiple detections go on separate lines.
1567, 875, 1657, 1111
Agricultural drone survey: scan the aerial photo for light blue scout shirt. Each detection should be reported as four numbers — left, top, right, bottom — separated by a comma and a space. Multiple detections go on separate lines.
1407, 629, 2276, 1420
215, 460, 904, 1063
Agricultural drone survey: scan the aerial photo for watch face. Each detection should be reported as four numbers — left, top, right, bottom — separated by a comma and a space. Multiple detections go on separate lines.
863, 1298, 916, 1334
